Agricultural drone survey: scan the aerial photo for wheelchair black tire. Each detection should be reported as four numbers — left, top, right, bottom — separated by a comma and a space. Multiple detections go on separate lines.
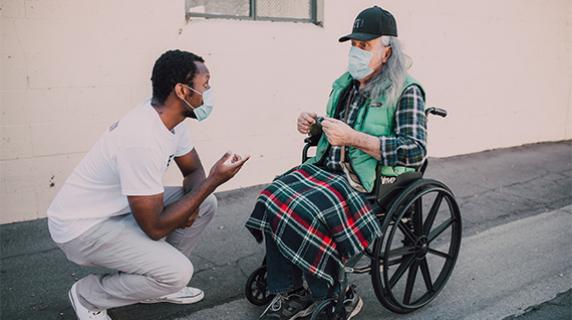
245, 266, 275, 306
371, 179, 462, 314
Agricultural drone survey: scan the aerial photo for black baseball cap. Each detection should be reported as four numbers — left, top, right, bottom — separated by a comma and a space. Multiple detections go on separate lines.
338, 6, 398, 42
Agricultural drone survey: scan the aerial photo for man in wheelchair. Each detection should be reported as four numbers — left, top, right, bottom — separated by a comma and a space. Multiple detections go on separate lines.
246, 6, 427, 320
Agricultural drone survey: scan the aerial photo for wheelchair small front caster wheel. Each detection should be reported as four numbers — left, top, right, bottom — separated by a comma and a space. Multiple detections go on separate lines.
245, 266, 275, 306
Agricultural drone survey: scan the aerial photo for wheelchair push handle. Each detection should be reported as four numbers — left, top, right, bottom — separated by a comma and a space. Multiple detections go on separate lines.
425, 107, 447, 118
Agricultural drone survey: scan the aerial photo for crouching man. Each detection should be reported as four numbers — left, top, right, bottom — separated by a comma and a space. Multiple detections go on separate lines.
47, 50, 249, 320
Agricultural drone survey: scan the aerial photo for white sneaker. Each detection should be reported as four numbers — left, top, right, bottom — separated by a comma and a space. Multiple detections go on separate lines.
141, 287, 205, 304
68, 282, 111, 320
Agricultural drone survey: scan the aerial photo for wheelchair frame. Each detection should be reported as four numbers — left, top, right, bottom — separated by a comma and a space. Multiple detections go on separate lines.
245, 107, 462, 319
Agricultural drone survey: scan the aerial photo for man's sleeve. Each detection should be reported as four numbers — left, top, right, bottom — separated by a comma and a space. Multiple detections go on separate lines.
379, 85, 427, 167
116, 146, 165, 196
174, 122, 194, 157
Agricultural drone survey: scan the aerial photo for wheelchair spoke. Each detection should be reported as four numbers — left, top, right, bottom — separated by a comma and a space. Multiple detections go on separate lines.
428, 218, 454, 243
423, 193, 444, 235
428, 248, 452, 260
389, 254, 416, 289
420, 258, 434, 292
397, 222, 417, 243
403, 261, 419, 304
413, 200, 423, 235
387, 246, 417, 258
386, 256, 405, 267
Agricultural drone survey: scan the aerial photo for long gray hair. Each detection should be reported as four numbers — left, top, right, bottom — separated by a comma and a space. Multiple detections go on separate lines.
362, 36, 408, 106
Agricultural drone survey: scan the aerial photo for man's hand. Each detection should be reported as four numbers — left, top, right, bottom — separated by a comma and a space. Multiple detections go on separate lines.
322, 118, 357, 146
297, 112, 317, 134
180, 210, 198, 228
208, 152, 250, 186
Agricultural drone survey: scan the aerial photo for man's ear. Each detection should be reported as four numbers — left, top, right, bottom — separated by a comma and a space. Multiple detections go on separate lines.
382, 46, 392, 63
174, 83, 186, 100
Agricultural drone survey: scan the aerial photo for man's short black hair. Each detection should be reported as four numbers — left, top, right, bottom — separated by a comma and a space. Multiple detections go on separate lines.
151, 50, 205, 104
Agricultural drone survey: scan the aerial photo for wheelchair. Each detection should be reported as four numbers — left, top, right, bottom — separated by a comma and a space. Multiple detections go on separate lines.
245, 107, 462, 319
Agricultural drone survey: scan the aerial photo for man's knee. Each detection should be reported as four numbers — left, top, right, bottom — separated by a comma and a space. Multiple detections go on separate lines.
164, 187, 185, 206
200, 194, 217, 218
156, 256, 194, 290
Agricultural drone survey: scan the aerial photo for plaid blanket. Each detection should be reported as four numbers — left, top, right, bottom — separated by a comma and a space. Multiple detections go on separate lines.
245, 164, 382, 285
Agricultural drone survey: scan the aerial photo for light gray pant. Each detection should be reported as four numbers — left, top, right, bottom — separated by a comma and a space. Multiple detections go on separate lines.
57, 187, 217, 310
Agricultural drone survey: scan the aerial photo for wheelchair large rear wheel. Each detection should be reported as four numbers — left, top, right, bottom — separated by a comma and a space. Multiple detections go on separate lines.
371, 179, 461, 314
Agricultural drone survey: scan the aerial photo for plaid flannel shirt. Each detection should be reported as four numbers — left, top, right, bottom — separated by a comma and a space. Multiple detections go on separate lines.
325, 84, 427, 169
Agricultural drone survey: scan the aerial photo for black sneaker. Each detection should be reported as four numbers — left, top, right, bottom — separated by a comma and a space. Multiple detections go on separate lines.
259, 288, 314, 320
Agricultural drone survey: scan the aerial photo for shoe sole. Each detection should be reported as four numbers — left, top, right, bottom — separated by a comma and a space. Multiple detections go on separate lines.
287, 303, 315, 320
68, 284, 111, 320
347, 296, 363, 320
141, 291, 205, 305
68, 285, 79, 316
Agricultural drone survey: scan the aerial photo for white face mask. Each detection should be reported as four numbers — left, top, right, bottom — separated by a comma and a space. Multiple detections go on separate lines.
181, 84, 214, 121
347, 46, 374, 80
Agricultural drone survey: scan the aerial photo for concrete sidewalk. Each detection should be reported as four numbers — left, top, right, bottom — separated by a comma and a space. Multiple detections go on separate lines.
1, 141, 571, 320
503, 289, 572, 320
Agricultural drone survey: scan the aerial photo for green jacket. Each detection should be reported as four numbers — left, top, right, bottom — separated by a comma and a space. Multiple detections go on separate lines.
305, 72, 425, 192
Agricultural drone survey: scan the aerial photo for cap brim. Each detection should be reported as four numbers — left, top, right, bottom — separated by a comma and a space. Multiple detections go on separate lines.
338, 32, 380, 42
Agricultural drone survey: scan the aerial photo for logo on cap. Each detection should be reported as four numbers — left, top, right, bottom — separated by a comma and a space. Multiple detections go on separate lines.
354, 18, 364, 29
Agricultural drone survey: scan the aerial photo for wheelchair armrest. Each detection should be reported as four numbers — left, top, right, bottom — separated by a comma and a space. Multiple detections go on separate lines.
304, 133, 321, 146
302, 133, 322, 163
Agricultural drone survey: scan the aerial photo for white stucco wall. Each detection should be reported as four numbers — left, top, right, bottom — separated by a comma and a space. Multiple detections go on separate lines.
1, 0, 571, 223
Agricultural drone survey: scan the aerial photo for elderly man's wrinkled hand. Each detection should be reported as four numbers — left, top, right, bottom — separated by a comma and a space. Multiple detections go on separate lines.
297, 112, 317, 134
322, 118, 356, 146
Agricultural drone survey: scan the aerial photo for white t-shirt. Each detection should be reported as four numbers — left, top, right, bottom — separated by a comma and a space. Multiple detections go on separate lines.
47, 100, 193, 243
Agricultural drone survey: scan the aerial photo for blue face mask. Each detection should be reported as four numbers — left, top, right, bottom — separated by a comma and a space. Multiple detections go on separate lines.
347, 46, 374, 80
181, 85, 214, 122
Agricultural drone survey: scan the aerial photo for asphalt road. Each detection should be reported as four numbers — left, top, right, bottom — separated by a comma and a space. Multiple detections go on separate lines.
1, 141, 571, 320
176, 205, 571, 320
